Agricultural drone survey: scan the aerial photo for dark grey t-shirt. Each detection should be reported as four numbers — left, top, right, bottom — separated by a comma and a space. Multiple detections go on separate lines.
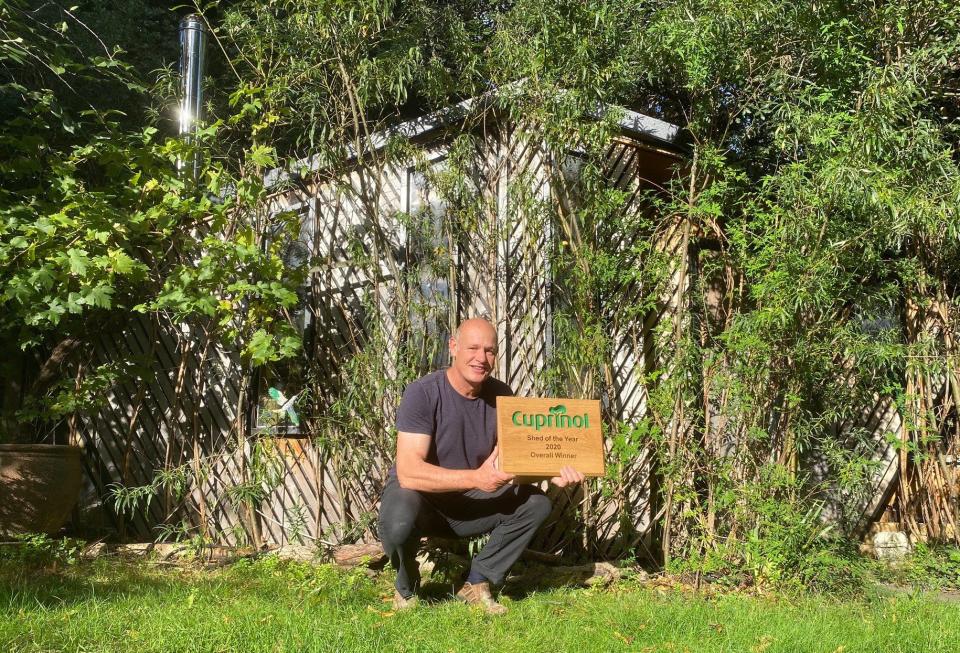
393, 369, 513, 475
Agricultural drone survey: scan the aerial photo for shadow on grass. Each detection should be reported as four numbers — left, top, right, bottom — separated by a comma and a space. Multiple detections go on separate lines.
417, 579, 461, 604
0, 558, 200, 610
414, 563, 604, 605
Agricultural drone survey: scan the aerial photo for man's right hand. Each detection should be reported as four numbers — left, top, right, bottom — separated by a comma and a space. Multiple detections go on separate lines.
473, 447, 515, 492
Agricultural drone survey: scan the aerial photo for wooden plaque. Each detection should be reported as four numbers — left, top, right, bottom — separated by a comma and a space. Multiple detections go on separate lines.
496, 397, 605, 477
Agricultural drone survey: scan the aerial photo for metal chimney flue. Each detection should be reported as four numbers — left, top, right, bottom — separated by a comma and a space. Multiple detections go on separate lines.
178, 14, 207, 177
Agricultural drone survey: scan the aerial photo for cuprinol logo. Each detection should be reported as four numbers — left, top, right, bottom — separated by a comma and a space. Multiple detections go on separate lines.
512, 404, 590, 430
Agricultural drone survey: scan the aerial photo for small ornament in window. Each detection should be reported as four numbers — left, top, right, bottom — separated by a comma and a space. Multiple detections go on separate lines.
266, 387, 301, 427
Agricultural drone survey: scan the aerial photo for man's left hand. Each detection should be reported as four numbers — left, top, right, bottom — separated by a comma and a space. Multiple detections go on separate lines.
549, 466, 585, 488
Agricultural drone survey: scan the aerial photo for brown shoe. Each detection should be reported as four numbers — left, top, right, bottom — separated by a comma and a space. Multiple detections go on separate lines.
455, 581, 508, 615
392, 591, 418, 610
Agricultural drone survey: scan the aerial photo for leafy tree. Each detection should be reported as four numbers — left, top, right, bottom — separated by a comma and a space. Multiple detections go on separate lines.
0, 0, 300, 445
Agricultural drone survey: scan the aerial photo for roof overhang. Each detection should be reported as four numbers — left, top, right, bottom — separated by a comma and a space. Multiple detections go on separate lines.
264, 87, 682, 189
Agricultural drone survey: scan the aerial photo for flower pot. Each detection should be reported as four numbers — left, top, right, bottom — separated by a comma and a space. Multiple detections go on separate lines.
0, 444, 83, 535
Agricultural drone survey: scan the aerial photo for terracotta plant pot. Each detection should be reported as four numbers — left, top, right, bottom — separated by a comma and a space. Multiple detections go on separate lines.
0, 444, 83, 535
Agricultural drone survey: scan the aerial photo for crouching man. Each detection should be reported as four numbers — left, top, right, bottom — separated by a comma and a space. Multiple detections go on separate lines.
378, 317, 585, 614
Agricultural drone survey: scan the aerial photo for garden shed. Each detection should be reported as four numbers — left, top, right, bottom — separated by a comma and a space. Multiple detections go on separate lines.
75, 96, 695, 558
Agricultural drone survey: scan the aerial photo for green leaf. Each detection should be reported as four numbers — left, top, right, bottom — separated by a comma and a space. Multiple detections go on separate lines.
66, 292, 83, 314
82, 284, 113, 309
109, 250, 136, 275
247, 145, 276, 168
66, 248, 89, 276
245, 329, 276, 366
28, 266, 55, 290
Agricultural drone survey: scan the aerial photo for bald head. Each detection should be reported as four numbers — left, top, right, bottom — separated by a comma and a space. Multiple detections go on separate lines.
453, 318, 496, 343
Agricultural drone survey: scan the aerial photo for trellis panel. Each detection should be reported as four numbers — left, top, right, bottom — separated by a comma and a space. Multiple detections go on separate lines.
78, 126, 690, 558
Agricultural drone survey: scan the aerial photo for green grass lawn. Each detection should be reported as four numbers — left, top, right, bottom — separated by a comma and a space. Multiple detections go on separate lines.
2, 556, 959, 653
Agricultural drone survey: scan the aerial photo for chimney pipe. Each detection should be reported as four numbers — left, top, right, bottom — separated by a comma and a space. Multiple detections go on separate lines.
178, 14, 207, 177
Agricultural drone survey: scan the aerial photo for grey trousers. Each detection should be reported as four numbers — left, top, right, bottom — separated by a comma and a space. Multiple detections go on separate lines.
377, 476, 552, 597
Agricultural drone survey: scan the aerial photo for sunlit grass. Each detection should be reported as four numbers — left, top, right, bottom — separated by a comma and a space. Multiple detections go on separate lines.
2, 556, 959, 652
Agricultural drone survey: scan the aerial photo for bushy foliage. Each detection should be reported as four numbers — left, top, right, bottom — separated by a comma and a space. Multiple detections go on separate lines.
890, 542, 960, 591
0, 1, 302, 445
0, 533, 85, 568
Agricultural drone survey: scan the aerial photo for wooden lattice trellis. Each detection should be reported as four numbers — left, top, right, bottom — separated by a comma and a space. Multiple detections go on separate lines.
77, 111, 919, 557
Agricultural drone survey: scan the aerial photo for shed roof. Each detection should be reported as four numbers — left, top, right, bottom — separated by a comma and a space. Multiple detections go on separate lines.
264, 89, 682, 189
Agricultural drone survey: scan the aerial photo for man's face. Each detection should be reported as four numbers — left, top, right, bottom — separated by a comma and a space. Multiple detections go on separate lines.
449, 320, 498, 388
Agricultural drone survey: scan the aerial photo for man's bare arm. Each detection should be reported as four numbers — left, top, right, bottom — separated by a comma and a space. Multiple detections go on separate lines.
395, 431, 514, 493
